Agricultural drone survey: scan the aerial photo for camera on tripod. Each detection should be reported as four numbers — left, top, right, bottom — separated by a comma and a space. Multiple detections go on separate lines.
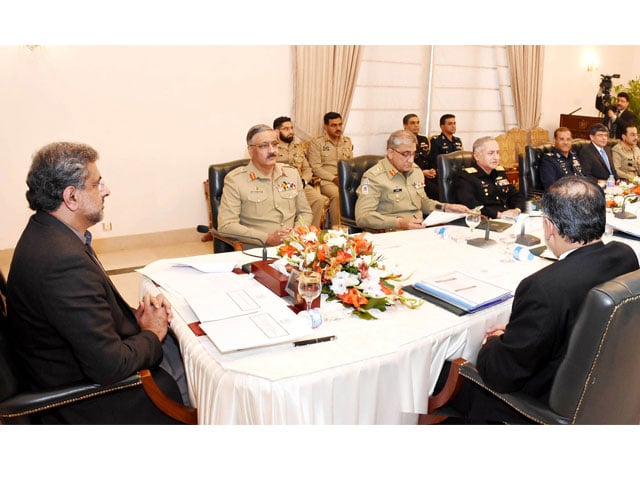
599, 73, 621, 110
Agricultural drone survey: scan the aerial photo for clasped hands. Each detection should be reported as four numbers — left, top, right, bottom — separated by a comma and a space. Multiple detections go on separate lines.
482, 322, 507, 345
266, 226, 293, 246
136, 293, 173, 342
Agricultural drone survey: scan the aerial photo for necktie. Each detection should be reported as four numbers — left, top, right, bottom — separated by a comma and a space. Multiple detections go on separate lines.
599, 148, 612, 175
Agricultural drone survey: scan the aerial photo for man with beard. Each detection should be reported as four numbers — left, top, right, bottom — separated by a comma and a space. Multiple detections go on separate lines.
6, 142, 189, 424
273, 116, 328, 228
218, 124, 313, 246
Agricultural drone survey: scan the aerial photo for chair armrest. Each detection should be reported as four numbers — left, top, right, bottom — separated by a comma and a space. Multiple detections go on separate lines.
139, 369, 197, 425
211, 232, 244, 251
0, 374, 141, 420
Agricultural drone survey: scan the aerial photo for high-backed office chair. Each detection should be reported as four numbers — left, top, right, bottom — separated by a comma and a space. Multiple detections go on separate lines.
337, 155, 384, 233
423, 269, 640, 425
436, 150, 475, 204
519, 144, 550, 199
0, 270, 197, 425
207, 159, 250, 253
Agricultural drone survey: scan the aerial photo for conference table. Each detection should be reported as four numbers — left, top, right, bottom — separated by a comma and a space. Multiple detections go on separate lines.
139, 214, 640, 424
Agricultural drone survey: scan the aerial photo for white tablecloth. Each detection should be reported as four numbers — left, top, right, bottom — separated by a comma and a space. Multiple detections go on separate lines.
140, 220, 603, 424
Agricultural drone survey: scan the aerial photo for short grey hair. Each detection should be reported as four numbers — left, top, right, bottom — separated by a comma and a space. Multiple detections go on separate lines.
246, 124, 274, 145
472, 136, 496, 154
387, 130, 417, 149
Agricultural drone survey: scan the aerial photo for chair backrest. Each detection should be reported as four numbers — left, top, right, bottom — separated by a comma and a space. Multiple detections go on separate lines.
519, 144, 551, 198
337, 155, 383, 231
549, 269, 640, 424
0, 269, 27, 416
436, 150, 475, 204
507, 127, 527, 157
207, 159, 250, 253
528, 127, 550, 146
495, 134, 517, 169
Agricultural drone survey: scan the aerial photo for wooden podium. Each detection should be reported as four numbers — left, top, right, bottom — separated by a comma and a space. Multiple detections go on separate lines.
559, 114, 603, 140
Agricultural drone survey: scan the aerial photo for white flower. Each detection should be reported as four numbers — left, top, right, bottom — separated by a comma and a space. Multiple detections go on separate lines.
302, 231, 318, 243
304, 251, 316, 265
359, 278, 385, 298
329, 271, 359, 295
270, 257, 290, 275
326, 235, 347, 248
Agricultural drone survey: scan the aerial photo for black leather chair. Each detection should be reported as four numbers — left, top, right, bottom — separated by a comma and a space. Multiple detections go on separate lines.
207, 159, 250, 253
436, 151, 475, 204
0, 269, 197, 425
337, 155, 383, 233
519, 144, 550, 199
423, 269, 640, 425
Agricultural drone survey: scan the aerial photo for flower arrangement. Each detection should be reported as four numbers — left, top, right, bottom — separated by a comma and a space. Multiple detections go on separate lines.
273, 225, 423, 319
604, 177, 640, 208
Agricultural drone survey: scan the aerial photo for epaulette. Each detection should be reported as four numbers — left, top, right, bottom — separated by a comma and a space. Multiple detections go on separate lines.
228, 166, 247, 177
464, 167, 478, 174
495, 165, 505, 171
544, 152, 554, 157
368, 165, 385, 176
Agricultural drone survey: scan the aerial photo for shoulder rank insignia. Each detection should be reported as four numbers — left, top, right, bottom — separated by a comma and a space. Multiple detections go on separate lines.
495, 165, 505, 171
464, 167, 477, 174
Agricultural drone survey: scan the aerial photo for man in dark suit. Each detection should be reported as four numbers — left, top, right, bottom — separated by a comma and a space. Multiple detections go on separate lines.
597, 91, 637, 139
6, 142, 188, 424
577, 123, 617, 183
435, 175, 638, 423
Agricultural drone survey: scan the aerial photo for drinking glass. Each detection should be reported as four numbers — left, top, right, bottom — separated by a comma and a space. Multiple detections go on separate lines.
465, 212, 481, 235
499, 234, 517, 262
298, 270, 322, 321
602, 224, 614, 243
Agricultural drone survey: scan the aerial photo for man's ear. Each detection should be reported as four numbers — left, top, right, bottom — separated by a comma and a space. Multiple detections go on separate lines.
542, 216, 555, 241
61, 185, 80, 211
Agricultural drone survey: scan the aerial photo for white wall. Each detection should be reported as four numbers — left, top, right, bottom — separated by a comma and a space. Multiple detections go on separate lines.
0, 45, 293, 249
539, 46, 639, 133
2, 45, 638, 250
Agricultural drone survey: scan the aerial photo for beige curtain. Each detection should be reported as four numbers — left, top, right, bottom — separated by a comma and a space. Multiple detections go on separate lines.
292, 45, 363, 141
506, 45, 544, 130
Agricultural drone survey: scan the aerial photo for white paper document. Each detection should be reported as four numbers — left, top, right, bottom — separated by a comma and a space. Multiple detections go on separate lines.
414, 271, 513, 312
422, 211, 466, 226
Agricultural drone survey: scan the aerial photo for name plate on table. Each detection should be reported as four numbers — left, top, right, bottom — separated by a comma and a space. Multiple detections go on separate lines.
251, 260, 289, 297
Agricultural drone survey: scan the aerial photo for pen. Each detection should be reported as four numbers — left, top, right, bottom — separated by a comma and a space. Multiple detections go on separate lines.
294, 335, 336, 347
455, 285, 477, 292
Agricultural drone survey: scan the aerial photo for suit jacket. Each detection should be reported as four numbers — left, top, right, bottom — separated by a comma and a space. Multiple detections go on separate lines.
578, 142, 617, 182
477, 241, 638, 402
7, 212, 164, 388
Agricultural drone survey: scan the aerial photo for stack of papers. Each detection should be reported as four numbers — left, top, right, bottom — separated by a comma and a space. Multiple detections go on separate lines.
414, 271, 513, 313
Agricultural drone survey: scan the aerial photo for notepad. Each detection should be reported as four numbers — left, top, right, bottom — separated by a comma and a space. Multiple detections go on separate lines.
414, 271, 513, 313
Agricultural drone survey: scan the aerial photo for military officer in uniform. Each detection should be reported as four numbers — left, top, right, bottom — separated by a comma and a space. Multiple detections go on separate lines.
307, 112, 353, 228
355, 130, 469, 231
539, 127, 585, 189
455, 136, 525, 219
273, 116, 329, 228
427, 114, 463, 168
402, 113, 438, 199
612, 125, 640, 181
218, 124, 313, 246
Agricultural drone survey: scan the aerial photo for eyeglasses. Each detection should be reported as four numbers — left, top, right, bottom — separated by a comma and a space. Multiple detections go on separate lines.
391, 148, 416, 160
249, 141, 279, 150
